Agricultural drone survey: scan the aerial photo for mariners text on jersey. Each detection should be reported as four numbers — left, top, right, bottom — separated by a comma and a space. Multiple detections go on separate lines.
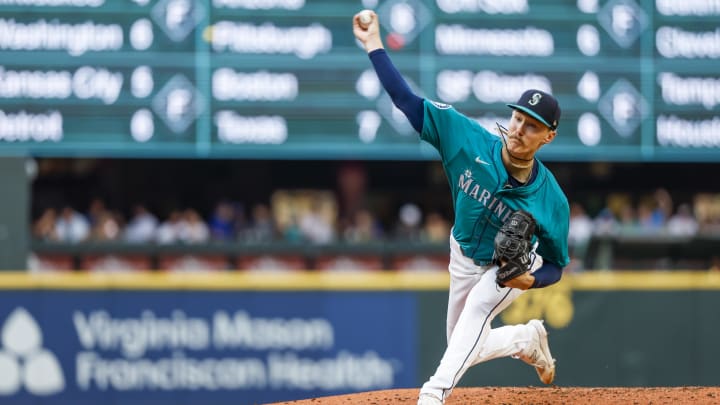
458, 171, 513, 224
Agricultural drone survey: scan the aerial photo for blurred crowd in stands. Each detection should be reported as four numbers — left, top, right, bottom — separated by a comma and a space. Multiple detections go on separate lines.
31, 195, 451, 246
565, 188, 720, 271
32, 187, 720, 246
31, 185, 720, 271
28, 159, 720, 272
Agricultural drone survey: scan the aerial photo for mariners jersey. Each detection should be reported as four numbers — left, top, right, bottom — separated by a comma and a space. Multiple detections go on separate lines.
421, 100, 570, 268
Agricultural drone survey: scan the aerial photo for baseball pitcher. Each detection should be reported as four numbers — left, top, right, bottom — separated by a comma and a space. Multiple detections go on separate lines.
353, 11, 571, 405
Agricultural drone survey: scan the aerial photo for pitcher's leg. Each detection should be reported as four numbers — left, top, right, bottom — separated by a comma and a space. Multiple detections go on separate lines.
420, 271, 523, 401
472, 254, 547, 365
446, 236, 485, 342
471, 323, 533, 366
446, 262, 483, 342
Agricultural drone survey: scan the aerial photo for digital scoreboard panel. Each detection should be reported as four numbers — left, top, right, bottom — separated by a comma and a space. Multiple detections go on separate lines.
0, 0, 718, 161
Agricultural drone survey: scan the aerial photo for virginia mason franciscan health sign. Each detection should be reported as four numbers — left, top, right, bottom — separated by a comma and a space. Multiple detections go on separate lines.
0, 290, 417, 405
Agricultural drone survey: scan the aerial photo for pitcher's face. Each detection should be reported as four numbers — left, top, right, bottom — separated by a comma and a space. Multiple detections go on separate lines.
506, 110, 556, 158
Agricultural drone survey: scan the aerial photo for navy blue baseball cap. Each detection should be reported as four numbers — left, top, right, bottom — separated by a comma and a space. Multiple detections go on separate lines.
506, 89, 561, 130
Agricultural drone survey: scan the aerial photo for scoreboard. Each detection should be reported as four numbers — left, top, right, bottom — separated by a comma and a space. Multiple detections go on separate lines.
0, 0, 718, 161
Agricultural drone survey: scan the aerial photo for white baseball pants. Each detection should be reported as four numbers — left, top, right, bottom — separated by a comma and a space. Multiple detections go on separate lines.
419, 235, 543, 402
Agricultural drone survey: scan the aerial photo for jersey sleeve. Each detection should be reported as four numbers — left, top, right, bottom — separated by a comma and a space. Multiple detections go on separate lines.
536, 199, 571, 268
421, 100, 493, 161
368, 49, 424, 132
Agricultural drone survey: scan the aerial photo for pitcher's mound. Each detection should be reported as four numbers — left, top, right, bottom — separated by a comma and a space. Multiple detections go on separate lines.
270, 386, 719, 404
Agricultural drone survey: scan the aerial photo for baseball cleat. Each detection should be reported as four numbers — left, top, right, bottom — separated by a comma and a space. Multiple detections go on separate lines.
417, 393, 444, 405
520, 319, 556, 384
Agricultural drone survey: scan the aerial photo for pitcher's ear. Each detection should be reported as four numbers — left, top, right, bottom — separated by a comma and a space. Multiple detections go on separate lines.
543, 130, 557, 144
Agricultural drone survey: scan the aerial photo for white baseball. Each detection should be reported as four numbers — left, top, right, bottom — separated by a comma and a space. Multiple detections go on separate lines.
358, 10, 373, 28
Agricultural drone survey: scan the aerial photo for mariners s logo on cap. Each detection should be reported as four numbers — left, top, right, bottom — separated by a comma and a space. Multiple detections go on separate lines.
528, 93, 542, 106
506, 89, 561, 130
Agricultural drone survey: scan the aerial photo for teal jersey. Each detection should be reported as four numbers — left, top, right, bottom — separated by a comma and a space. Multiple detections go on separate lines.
421, 100, 570, 268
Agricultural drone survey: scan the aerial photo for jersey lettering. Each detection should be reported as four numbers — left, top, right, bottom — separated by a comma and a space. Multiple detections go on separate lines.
478, 190, 492, 206
458, 172, 514, 224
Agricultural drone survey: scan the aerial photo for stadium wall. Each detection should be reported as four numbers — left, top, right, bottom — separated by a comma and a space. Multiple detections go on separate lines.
0, 272, 718, 404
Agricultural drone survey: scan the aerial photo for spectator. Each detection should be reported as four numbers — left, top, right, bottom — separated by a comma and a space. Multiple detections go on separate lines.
33, 208, 59, 241
298, 198, 335, 244
178, 209, 210, 244
567, 202, 593, 271
393, 203, 423, 241
336, 162, 368, 227
343, 208, 383, 243
156, 210, 183, 244
86, 197, 108, 228
651, 188, 673, 226
90, 211, 122, 241
593, 208, 617, 236
280, 214, 303, 243
208, 201, 237, 241
695, 193, 720, 235
422, 211, 449, 242
54, 206, 90, 243
637, 199, 665, 232
568, 202, 593, 248
666, 203, 699, 237
616, 204, 640, 235
124, 204, 158, 243
244, 203, 276, 243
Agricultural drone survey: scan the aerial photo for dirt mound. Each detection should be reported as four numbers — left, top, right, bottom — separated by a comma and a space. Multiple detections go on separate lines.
269, 386, 720, 404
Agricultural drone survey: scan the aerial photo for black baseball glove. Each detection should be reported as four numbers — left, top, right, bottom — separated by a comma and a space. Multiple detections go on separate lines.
493, 210, 536, 287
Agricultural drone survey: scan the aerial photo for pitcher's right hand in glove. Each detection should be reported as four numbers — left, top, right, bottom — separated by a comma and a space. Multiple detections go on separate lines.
494, 210, 536, 288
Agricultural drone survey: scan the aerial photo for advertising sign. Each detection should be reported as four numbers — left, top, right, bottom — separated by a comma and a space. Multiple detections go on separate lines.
0, 290, 417, 404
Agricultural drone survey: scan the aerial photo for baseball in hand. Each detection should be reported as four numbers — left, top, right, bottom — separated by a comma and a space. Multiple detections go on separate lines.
358, 10, 373, 28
